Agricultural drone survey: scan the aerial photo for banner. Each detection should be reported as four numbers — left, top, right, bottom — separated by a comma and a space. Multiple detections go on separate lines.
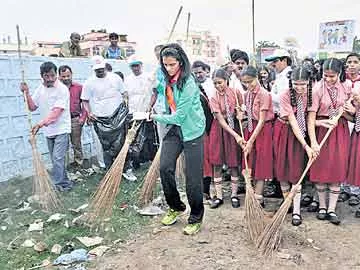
319, 20, 355, 52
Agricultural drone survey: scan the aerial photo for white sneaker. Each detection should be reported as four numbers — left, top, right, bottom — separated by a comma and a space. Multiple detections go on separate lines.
123, 169, 137, 181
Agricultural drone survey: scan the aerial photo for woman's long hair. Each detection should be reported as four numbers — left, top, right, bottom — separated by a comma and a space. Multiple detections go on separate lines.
159, 43, 191, 90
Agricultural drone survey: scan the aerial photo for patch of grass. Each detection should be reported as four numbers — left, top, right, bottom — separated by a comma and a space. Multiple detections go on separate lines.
0, 165, 152, 270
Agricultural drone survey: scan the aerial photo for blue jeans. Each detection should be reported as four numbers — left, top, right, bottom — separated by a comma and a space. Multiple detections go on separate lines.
47, 133, 72, 188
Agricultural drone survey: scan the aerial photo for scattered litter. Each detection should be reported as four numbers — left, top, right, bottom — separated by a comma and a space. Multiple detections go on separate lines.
64, 220, 70, 228
76, 236, 103, 247
277, 251, 292, 260
62, 241, 75, 253
31, 210, 38, 215
27, 259, 51, 270
119, 203, 128, 211
53, 249, 88, 265
21, 239, 35, 248
28, 220, 44, 232
72, 215, 85, 226
51, 244, 62, 254
16, 201, 31, 212
47, 213, 66, 223
307, 238, 314, 244
69, 204, 89, 214
1, 226, 7, 231
0, 208, 9, 213
88, 245, 110, 257
34, 241, 47, 252
138, 205, 165, 216
113, 239, 124, 245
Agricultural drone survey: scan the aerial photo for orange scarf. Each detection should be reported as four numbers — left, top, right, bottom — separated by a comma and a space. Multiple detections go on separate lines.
166, 70, 181, 113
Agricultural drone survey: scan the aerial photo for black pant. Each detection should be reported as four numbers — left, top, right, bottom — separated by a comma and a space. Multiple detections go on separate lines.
160, 126, 204, 224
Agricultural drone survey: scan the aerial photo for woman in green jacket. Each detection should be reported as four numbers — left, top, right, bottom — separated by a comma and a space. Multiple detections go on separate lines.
149, 43, 205, 235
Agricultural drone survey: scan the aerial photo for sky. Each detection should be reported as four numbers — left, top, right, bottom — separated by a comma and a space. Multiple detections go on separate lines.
1, 0, 360, 61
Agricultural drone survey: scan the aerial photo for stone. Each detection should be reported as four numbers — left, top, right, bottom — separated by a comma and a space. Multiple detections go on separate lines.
21, 239, 35, 248
47, 213, 66, 223
34, 241, 47, 252
76, 236, 103, 247
88, 245, 110, 257
28, 221, 43, 232
51, 244, 62, 255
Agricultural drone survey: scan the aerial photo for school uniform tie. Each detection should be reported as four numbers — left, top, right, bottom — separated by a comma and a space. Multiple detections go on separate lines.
328, 87, 338, 119
246, 93, 253, 132
296, 95, 306, 137
224, 93, 235, 129
355, 109, 360, 132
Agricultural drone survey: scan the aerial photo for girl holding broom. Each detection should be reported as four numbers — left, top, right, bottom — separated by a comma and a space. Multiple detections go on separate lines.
274, 66, 316, 226
240, 66, 274, 207
144, 43, 205, 235
208, 68, 245, 209
308, 58, 352, 225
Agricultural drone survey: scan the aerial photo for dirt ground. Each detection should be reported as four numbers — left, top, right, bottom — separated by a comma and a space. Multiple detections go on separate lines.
91, 193, 360, 270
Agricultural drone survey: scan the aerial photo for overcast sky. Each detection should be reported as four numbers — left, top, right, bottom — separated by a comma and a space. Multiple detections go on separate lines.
1, 0, 360, 60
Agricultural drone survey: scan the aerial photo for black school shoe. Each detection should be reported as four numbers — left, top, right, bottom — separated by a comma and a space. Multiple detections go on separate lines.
327, 212, 341, 225
291, 214, 302, 226
210, 198, 224, 209
231, 197, 240, 208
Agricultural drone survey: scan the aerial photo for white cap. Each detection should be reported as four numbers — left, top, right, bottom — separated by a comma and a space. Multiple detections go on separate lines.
128, 55, 142, 66
91, 55, 106, 70
265, 48, 290, 62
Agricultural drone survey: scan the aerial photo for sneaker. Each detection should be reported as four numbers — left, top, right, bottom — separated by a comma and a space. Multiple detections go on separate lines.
183, 223, 201, 235
161, 209, 181, 226
123, 169, 137, 181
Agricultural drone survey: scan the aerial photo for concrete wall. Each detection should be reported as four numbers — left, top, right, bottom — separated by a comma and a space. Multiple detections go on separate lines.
0, 55, 145, 182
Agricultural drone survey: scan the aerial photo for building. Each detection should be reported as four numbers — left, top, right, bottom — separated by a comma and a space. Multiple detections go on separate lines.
31, 41, 62, 56
80, 30, 136, 58
0, 36, 32, 55
169, 30, 223, 66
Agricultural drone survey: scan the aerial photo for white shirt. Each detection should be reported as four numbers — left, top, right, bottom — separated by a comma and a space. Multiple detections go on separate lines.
81, 72, 124, 117
271, 66, 292, 113
124, 72, 153, 113
201, 77, 216, 99
32, 80, 71, 137
229, 73, 245, 95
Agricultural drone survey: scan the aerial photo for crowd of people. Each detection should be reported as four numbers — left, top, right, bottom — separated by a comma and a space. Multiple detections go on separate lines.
18, 36, 360, 235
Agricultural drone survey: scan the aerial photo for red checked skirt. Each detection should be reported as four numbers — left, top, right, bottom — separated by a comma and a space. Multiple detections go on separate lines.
203, 133, 213, 177
209, 119, 241, 168
273, 119, 306, 184
310, 117, 350, 184
347, 129, 360, 186
242, 120, 273, 179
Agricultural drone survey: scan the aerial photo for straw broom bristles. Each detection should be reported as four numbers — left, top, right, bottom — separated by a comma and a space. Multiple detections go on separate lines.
138, 148, 161, 206
233, 89, 265, 243
256, 108, 344, 255
86, 121, 141, 223
30, 135, 62, 211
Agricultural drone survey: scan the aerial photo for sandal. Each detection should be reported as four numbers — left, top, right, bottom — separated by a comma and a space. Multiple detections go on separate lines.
327, 211, 341, 225
291, 213, 302, 226
301, 193, 313, 207
338, 192, 350, 202
316, 208, 327, 220
348, 195, 360, 206
210, 198, 223, 209
307, 201, 319, 212
231, 197, 240, 208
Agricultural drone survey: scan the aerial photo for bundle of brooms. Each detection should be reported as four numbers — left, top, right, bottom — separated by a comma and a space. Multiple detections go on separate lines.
86, 121, 141, 224
256, 108, 344, 255
234, 92, 265, 243
16, 25, 61, 211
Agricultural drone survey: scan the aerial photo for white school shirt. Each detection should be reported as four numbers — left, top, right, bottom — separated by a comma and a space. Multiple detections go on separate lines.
201, 77, 216, 99
124, 72, 153, 113
229, 73, 246, 96
271, 66, 292, 113
32, 80, 71, 137
81, 72, 124, 117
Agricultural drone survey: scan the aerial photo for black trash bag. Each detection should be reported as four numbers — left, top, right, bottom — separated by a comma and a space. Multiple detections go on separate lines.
93, 103, 129, 161
128, 121, 159, 166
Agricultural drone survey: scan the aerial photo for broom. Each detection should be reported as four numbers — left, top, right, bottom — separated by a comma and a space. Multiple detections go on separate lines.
233, 89, 266, 243
256, 108, 344, 255
16, 25, 61, 211
86, 120, 141, 223
138, 148, 161, 206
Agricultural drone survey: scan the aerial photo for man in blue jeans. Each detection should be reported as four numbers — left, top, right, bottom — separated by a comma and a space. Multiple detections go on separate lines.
20, 61, 73, 191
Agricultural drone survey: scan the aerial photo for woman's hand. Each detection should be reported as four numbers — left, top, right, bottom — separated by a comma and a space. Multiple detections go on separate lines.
305, 144, 316, 160
311, 141, 321, 157
235, 134, 246, 149
243, 140, 253, 155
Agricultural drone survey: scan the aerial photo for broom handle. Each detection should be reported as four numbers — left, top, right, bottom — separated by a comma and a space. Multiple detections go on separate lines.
233, 89, 250, 171
293, 108, 344, 189
16, 24, 33, 129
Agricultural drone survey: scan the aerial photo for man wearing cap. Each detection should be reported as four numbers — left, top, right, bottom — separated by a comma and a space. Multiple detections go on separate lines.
59, 33, 83, 58
265, 48, 292, 114
81, 56, 128, 171
123, 57, 155, 181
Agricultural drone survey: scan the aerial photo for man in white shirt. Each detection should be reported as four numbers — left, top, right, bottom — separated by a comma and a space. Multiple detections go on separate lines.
265, 48, 292, 114
81, 56, 132, 178
192, 60, 215, 99
124, 57, 158, 179
229, 49, 249, 95
20, 61, 73, 191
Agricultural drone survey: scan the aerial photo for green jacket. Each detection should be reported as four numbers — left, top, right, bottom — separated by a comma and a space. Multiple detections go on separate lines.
153, 75, 205, 142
